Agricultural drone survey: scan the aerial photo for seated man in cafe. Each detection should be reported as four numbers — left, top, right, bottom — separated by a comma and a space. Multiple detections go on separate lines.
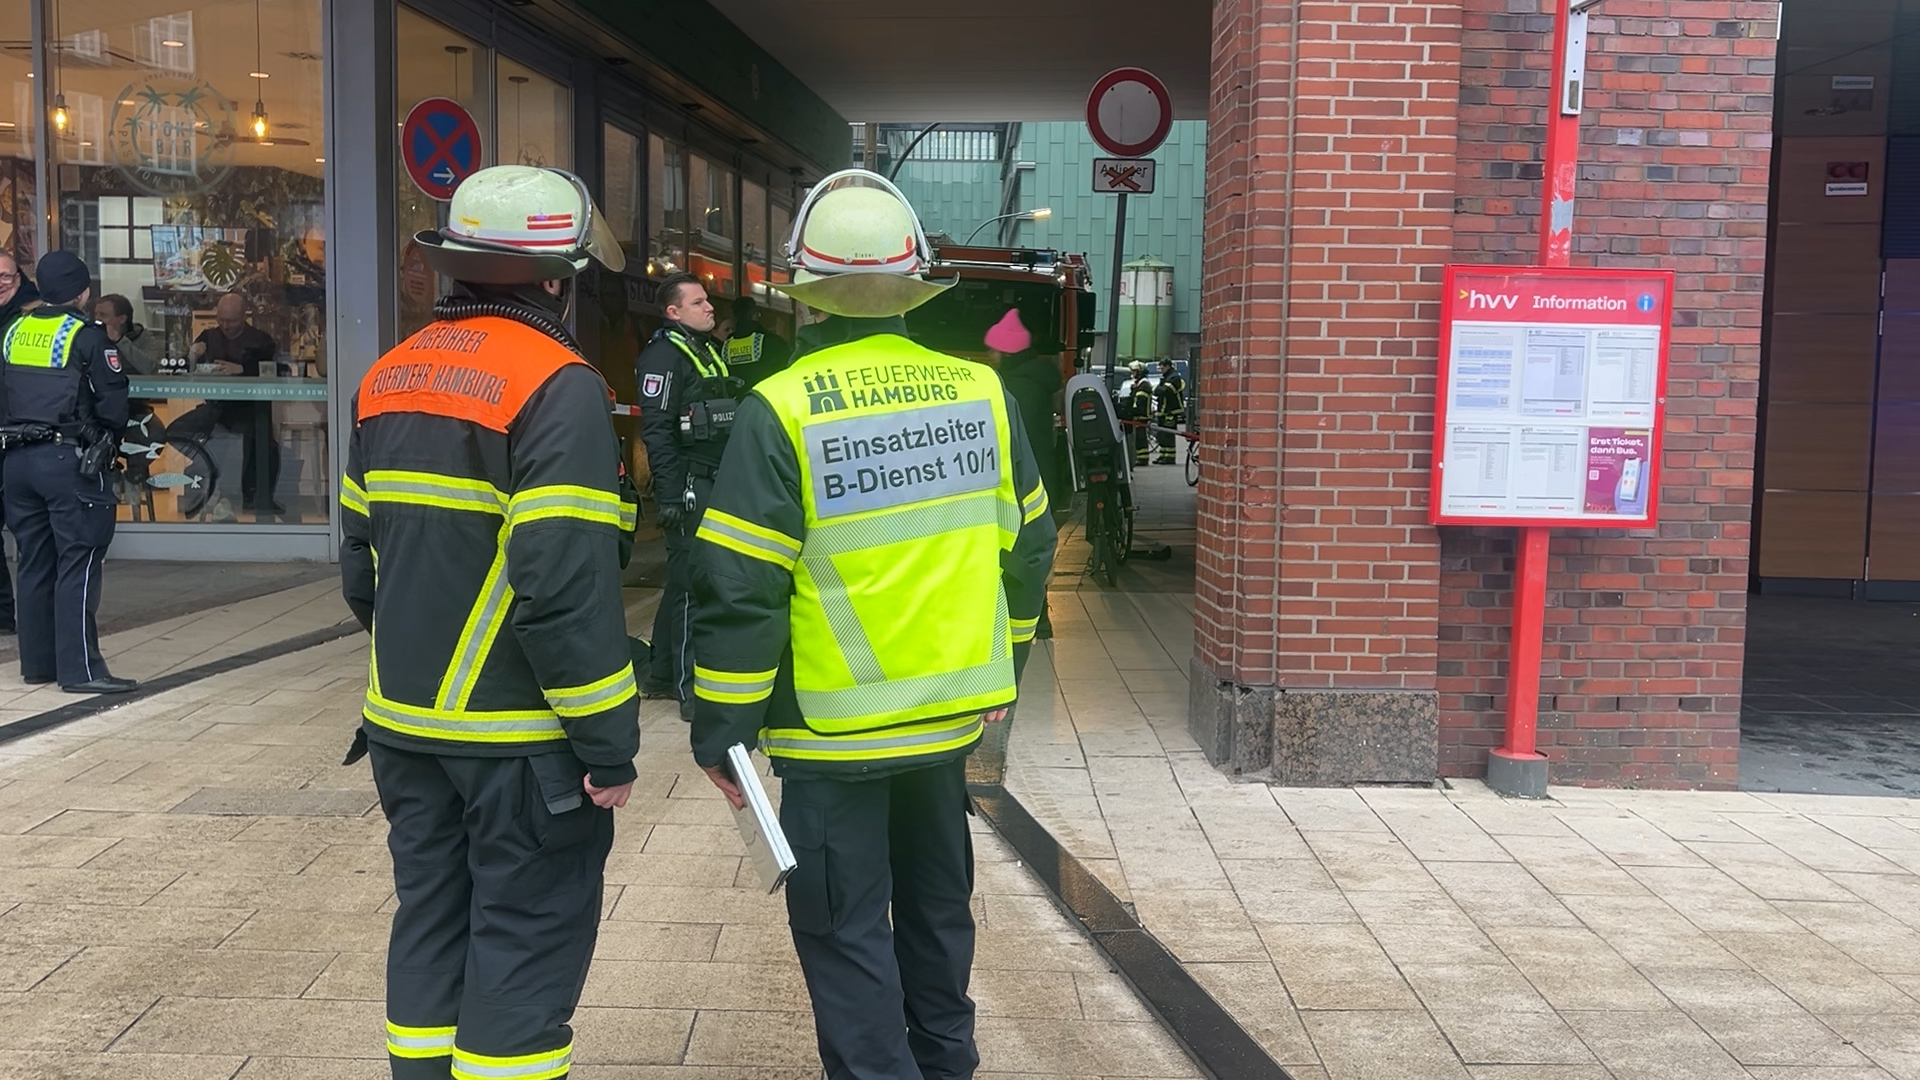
188, 293, 282, 514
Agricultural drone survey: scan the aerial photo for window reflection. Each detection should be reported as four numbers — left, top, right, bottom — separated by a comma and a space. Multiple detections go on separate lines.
1, 2, 37, 266
497, 59, 569, 170
649, 133, 688, 275
50, 0, 329, 525
688, 153, 735, 297
603, 123, 641, 255
396, 9, 490, 338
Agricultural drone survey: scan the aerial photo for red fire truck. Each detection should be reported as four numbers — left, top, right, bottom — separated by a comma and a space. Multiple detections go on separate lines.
905, 242, 1097, 381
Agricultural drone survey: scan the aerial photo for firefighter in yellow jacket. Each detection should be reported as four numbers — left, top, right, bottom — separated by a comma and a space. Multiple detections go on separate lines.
339, 165, 640, 1080
689, 170, 1057, 1080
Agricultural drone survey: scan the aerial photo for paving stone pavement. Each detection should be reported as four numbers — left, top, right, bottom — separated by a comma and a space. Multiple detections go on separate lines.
0, 578, 350, 728
1008, 579, 1920, 1080
0, 588, 1197, 1079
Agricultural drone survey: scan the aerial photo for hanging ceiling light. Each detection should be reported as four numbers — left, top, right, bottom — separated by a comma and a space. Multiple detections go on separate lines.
52, 94, 69, 133
250, 0, 269, 139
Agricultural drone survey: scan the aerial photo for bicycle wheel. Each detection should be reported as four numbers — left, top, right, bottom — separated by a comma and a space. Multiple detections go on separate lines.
1100, 512, 1119, 586
1112, 481, 1136, 565
1185, 438, 1199, 486
146, 437, 221, 519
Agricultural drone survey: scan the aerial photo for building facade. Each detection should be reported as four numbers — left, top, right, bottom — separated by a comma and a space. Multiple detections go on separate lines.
883, 120, 1209, 362
2, 0, 846, 561
1191, 0, 1776, 788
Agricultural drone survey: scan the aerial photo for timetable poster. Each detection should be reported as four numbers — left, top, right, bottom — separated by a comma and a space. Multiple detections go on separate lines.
1431, 266, 1674, 527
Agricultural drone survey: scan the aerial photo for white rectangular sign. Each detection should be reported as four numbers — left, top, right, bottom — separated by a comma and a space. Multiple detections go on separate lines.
1092, 158, 1156, 194
1432, 266, 1675, 528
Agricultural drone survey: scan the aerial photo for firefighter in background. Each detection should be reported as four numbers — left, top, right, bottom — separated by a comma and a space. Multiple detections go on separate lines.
688, 169, 1057, 1080
1125, 359, 1154, 466
1154, 357, 1186, 465
339, 164, 641, 1080
635, 272, 744, 719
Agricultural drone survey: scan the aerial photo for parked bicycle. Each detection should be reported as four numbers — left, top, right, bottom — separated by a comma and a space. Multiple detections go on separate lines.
118, 407, 224, 521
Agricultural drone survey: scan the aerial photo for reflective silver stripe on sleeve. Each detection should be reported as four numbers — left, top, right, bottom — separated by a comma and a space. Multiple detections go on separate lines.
546, 667, 638, 716
699, 513, 802, 567
507, 490, 625, 526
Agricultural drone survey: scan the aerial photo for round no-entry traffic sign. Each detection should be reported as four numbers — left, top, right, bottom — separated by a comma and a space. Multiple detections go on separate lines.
1086, 68, 1173, 159
402, 97, 484, 201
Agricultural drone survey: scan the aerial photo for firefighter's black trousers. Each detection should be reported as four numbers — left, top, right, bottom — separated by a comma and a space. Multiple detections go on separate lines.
781, 758, 978, 1080
371, 742, 614, 1080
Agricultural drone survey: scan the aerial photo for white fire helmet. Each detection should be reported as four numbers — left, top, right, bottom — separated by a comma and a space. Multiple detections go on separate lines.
774, 169, 953, 318
1130, 360, 1147, 376
416, 165, 626, 285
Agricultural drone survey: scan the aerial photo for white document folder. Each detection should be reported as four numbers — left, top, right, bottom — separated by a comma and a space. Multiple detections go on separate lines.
728, 743, 797, 894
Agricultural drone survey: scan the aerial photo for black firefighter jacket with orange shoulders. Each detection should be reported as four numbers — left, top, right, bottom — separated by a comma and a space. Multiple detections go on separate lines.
339, 312, 641, 788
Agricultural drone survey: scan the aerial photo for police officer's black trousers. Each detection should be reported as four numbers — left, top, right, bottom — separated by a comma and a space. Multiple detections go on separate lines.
781, 759, 978, 1080
0, 457, 14, 629
370, 743, 614, 1080
647, 473, 714, 702
2, 444, 113, 684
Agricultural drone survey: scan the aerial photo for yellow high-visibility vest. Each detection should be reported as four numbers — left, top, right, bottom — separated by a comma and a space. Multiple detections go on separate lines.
751, 333, 1023, 763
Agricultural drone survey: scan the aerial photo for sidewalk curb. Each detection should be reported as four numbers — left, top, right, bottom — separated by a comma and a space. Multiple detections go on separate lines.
0, 620, 363, 747
969, 783, 1293, 1080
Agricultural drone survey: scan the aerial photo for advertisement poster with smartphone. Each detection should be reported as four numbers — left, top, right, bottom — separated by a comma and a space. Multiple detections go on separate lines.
1431, 265, 1674, 528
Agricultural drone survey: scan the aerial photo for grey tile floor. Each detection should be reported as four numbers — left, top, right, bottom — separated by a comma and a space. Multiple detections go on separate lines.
0, 586, 1194, 1079
1008, 462, 1920, 1078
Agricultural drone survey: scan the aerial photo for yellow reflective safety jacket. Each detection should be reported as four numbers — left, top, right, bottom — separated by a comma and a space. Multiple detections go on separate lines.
687, 317, 1057, 778
340, 311, 641, 786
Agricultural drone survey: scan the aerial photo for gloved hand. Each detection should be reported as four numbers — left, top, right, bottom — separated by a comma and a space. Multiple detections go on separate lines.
658, 504, 685, 533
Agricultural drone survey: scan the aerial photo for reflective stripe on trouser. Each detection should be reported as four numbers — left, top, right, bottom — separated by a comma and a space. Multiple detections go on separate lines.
1155, 413, 1182, 462
780, 759, 979, 1080
372, 744, 612, 1080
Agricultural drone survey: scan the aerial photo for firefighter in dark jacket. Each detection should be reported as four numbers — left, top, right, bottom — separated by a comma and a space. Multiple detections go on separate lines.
689, 170, 1058, 1080
338, 165, 641, 1080
1, 250, 134, 693
1154, 358, 1185, 464
635, 272, 743, 718
1125, 360, 1153, 465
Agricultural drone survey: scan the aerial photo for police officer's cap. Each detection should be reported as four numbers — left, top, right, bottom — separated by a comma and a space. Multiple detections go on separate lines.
36, 250, 91, 306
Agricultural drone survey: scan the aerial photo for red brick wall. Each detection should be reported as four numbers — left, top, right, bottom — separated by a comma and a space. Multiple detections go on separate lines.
1440, 0, 1774, 787
1198, 0, 1462, 691
1196, 0, 1288, 686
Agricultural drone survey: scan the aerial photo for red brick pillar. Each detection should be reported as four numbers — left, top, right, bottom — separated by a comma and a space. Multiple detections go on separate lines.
1437, 0, 1769, 789
1192, 0, 1462, 782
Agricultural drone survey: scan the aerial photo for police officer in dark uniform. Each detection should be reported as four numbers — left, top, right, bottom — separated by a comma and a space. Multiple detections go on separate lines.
635, 271, 743, 718
0, 250, 134, 694
722, 294, 792, 389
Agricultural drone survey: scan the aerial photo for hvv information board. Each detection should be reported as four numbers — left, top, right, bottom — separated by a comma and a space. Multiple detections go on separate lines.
1430, 265, 1675, 528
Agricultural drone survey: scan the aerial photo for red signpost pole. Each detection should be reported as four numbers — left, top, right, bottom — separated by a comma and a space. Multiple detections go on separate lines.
1489, 0, 1590, 798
